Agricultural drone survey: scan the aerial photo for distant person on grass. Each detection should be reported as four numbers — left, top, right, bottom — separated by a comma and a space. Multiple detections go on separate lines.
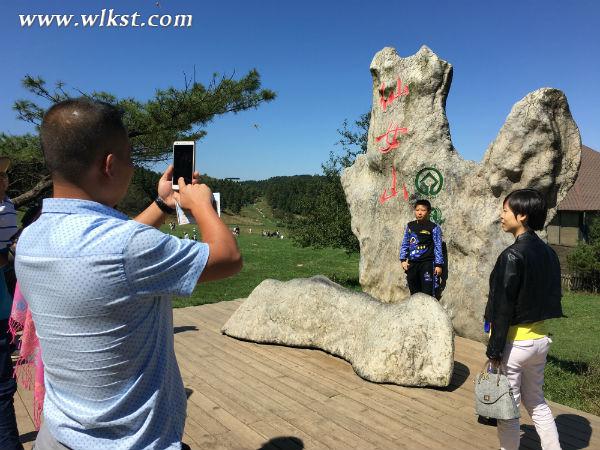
15, 98, 242, 450
484, 189, 562, 450
399, 199, 444, 298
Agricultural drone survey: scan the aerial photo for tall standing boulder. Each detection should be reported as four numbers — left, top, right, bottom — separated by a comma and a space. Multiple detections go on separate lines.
341, 46, 581, 341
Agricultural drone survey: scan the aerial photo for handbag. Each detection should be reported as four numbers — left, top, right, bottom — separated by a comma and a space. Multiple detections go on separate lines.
474, 362, 520, 420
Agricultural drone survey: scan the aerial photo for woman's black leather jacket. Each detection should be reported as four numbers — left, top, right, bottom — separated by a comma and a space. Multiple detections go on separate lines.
484, 230, 562, 359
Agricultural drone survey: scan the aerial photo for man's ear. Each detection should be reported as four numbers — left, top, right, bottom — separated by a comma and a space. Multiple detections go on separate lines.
103, 154, 115, 178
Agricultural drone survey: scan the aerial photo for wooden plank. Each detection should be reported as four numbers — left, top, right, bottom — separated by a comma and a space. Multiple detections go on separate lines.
206, 342, 464, 448
178, 310, 354, 394
188, 431, 253, 450
343, 387, 493, 449
284, 417, 374, 450
176, 326, 286, 381
181, 356, 283, 425
183, 346, 380, 448
183, 395, 229, 437
16, 394, 34, 427
183, 385, 267, 448
341, 389, 478, 449
179, 346, 306, 425
323, 394, 423, 449
176, 320, 349, 400
249, 418, 329, 450
16, 388, 37, 450
186, 359, 302, 423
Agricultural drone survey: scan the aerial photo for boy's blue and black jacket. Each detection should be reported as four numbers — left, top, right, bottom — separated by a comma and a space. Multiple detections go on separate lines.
399, 220, 444, 267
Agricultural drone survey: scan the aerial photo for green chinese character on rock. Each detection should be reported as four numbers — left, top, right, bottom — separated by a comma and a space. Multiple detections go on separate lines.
430, 207, 445, 225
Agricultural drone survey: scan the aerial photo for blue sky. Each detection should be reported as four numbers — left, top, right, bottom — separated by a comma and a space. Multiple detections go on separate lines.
1, 0, 599, 180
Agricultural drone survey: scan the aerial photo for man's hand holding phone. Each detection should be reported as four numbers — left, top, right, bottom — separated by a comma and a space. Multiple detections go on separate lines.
157, 165, 200, 209
166, 140, 241, 283
176, 175, 242, 282
175, 177, 214, 214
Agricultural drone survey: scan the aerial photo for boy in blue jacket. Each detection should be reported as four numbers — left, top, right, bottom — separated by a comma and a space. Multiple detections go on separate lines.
399, 199, 444, 298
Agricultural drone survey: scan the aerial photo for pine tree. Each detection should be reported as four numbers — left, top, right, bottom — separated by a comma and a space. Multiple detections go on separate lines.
2, 71, 275, 208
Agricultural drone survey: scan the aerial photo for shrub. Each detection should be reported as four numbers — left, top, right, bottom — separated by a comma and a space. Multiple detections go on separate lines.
566, 217, 600, 292
567, 242, 600, 276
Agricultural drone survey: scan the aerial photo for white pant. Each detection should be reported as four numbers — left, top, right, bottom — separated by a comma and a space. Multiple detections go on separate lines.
497, 336, 561, 450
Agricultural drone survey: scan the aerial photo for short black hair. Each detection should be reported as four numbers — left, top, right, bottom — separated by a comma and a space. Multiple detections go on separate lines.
503, 189, 547, 231
40, 98, 128, 184
414, 199, 431, 211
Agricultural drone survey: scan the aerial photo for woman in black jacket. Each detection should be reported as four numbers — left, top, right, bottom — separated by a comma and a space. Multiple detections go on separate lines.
485, 189, 562, 450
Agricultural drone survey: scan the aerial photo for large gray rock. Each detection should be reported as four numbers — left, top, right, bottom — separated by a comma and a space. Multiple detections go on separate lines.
341, 46, 581, 341
222, 276, 454, 387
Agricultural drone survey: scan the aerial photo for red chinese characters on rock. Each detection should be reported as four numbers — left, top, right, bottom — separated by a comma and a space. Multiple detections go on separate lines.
379, 166, 398, 204
377, 77, 411, 205
379, 166, 409, 205
375, 123, 408, 154
379, 78, 409, 112
379, 167, 410, 204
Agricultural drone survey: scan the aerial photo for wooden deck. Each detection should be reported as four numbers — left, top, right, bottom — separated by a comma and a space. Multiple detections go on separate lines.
15, 300, 600, 449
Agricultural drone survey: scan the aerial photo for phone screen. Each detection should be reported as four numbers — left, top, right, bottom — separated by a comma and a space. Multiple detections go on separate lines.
173, 143, 194, 187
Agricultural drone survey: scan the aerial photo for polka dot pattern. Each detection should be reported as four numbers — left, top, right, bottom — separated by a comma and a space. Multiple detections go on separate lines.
15, 198, 209, 449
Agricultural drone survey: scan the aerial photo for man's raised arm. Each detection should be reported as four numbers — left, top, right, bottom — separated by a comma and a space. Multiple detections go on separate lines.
177, 177, 242, 282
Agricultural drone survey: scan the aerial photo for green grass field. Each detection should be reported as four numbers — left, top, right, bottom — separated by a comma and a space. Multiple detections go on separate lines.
170, 232, 360, 307
161, 199, 359, 307
545, 292, 600, 415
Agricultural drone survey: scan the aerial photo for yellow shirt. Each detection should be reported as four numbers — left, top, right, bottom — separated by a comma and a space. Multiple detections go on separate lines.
506, 321, 547, 341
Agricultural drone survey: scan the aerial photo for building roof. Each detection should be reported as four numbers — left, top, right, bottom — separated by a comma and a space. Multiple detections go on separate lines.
558, 145, 600, 211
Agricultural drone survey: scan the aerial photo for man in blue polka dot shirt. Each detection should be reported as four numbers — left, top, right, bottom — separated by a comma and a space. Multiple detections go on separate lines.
15, 98, 242, 449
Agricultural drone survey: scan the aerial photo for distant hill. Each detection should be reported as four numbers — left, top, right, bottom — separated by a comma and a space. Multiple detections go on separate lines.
238, 174, 327, 218
121, 168, 326, 230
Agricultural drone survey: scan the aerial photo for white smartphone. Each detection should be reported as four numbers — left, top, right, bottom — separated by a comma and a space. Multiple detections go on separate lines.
172, 141, 196, 191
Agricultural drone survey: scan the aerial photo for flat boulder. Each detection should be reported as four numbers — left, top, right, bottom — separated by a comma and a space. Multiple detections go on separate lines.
222, 276, 454, 387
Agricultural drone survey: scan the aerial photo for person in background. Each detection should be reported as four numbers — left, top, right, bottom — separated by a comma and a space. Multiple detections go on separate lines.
0, 157, 18, 296
485, 189, 563, 450
0, 157, 23, 450
16, 98, 242, 449
9, 201, 44, 431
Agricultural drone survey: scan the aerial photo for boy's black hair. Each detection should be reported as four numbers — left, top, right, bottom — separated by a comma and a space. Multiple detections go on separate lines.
503, 189, 547, 231
414, 199, 431, 211
40, 98, 128, 184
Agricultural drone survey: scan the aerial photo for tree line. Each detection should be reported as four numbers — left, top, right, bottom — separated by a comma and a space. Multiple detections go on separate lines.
116, 168, 262, 216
